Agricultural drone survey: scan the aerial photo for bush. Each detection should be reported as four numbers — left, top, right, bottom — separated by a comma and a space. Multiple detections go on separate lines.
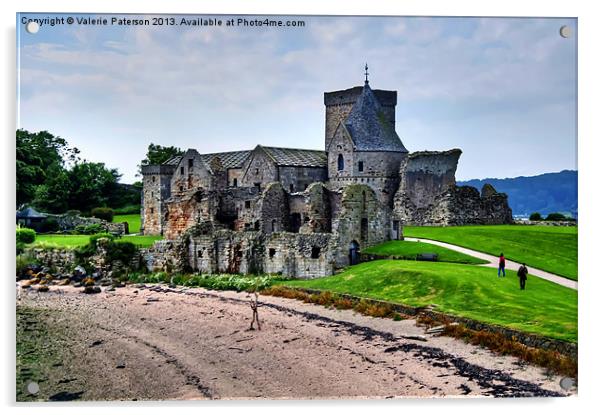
16, 228, 36, 244
91, 207, 114, 222
529, 212, 542, 221
113, 204, 141, 215
545, 212, 567, 221
74, 223, 105, 235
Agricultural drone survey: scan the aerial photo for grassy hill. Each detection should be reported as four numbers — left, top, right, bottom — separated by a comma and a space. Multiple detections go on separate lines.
283, 260, 577, 342
363, 240, 488, 264
404, 225, 577, 280
34, 234, 161, 248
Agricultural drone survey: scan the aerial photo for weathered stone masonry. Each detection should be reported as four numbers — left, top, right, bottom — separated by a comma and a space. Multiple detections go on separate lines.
140, 77, 512, 278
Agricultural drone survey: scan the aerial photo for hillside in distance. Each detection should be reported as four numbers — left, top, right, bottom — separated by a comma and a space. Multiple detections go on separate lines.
458, 170, 577, 218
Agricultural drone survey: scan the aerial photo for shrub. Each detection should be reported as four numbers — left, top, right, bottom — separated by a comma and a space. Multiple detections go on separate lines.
16, 228, 36, 244
91, 207, 114, 222
113, 205, 141, 215
74, 223, 105, 235
529, 212, 542, 221
545, 212, 567, 221
38, 218, 60, 233
16, 253, 39, 276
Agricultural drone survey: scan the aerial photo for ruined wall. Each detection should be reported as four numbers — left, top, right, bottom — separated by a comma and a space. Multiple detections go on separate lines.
164, 190, 219, 240
278, 166, 327, 193
394, 149, 460, 225
331, 184, 391, 267
264, 233, 335, 279
257, 182, 290, 234
170, 149, 214, 196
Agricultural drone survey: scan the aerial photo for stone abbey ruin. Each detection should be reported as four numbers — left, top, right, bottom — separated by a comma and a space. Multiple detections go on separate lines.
140, 75, 512, 278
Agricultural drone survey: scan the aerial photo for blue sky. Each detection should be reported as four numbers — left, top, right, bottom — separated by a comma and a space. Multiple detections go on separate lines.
17, 14, 577, 183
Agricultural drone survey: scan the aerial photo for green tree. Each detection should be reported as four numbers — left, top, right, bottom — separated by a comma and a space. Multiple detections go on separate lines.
66, 162, 121, 213
529, 212, 543, 221
16, 129, 79, 207
140, 143, 183, 167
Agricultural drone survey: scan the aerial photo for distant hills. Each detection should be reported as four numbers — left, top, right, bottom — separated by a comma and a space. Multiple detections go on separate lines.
458, 170, 578, 218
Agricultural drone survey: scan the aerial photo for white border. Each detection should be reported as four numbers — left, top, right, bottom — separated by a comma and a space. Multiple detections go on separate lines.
3, 1, 601, 414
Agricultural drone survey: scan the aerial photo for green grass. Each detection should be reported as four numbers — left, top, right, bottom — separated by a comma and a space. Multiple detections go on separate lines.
363, 240, 488, 265
404, 225, 577, 280
282, 260, 577, 342
33, 234, 162, 248
113, 214, 141, 234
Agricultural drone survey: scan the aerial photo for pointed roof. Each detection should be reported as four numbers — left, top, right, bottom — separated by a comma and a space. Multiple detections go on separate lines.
16, 206, 47, 219
344, 83, 408, 153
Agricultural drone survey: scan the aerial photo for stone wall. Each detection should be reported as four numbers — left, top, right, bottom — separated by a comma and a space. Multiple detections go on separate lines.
25, 247, 76, 274
239, 147, 278, 188
164, 190, 219, 240
278, 166, 328, 193
257, 182, 290, 234
394, 149, 513, 226
170, 149, 215, 196
46, 213, 128, 235
331, 184, 391, 267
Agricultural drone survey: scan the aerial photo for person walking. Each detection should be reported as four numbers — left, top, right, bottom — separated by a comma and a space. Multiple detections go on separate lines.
517, 263, 529, 290
498, 253, 506, 277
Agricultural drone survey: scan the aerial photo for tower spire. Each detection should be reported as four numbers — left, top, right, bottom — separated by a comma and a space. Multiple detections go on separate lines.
364, 63, 369, 85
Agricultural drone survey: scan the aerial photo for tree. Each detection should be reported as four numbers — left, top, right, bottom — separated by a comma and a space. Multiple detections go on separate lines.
140, 143, 183, 167
66, 162, 121, 213
529, 212, 542, 221
16, 129, 80, 207
545, 212, 567, 221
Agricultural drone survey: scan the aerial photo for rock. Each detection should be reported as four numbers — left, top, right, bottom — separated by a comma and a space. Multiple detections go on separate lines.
21, 280, 33, 288
58, 278, 71, 286
426, 325, 446, 334
98, 278, 112, 287
105, 287, 115, 292
30, 278, 40, 285
83, 286, 101, 294
72, 265, 87, 280
83, 277, 95, 287
37, 285, 49, 292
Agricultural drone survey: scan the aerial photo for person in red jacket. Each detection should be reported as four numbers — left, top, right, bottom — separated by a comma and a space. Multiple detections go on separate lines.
498, 253, 506, 277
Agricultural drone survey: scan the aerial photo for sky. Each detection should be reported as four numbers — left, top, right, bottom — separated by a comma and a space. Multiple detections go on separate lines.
17, 14, 577, 183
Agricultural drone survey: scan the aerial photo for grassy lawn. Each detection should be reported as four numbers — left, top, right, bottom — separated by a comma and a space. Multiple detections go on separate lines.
34, 234, 162, 248
363, 240, 488, 265
282, 260, 577, 342
113, 214, 141, 234
404, 225, 577, 280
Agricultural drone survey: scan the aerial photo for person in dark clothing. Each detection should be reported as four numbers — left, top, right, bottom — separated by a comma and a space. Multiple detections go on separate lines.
517, 263, 529, 290
498, 253, 506, 277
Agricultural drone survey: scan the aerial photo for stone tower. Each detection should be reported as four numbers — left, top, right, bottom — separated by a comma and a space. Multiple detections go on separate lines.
141, 163, 177, 235
324, 75, 408, 206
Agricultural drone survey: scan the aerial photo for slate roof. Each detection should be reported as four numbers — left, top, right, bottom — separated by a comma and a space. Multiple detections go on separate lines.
344, 83, 408, 153
198, 150, 251, 170
162, 151, 251, 170
261, 146, 327, 168
16, 207, 47, 219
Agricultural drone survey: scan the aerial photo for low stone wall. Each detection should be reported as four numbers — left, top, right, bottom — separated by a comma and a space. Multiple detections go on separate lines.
24, 247, 76, 274
46, 213, 128, 235
293, 288, 577, 360
514, 220, 577, 227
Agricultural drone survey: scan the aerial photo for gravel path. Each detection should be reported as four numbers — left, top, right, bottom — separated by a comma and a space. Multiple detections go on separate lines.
405, 237, 577, 290
16, 284, 572, 401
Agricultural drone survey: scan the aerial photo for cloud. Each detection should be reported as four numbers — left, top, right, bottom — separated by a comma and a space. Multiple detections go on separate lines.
18, 15, 576, 182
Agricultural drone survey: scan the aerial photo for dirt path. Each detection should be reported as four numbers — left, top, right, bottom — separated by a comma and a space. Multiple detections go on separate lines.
404, 237, 578, 290
16, 284, 573, 401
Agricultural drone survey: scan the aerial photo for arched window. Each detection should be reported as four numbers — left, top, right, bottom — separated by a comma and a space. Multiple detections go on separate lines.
337, 154, 344, 171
